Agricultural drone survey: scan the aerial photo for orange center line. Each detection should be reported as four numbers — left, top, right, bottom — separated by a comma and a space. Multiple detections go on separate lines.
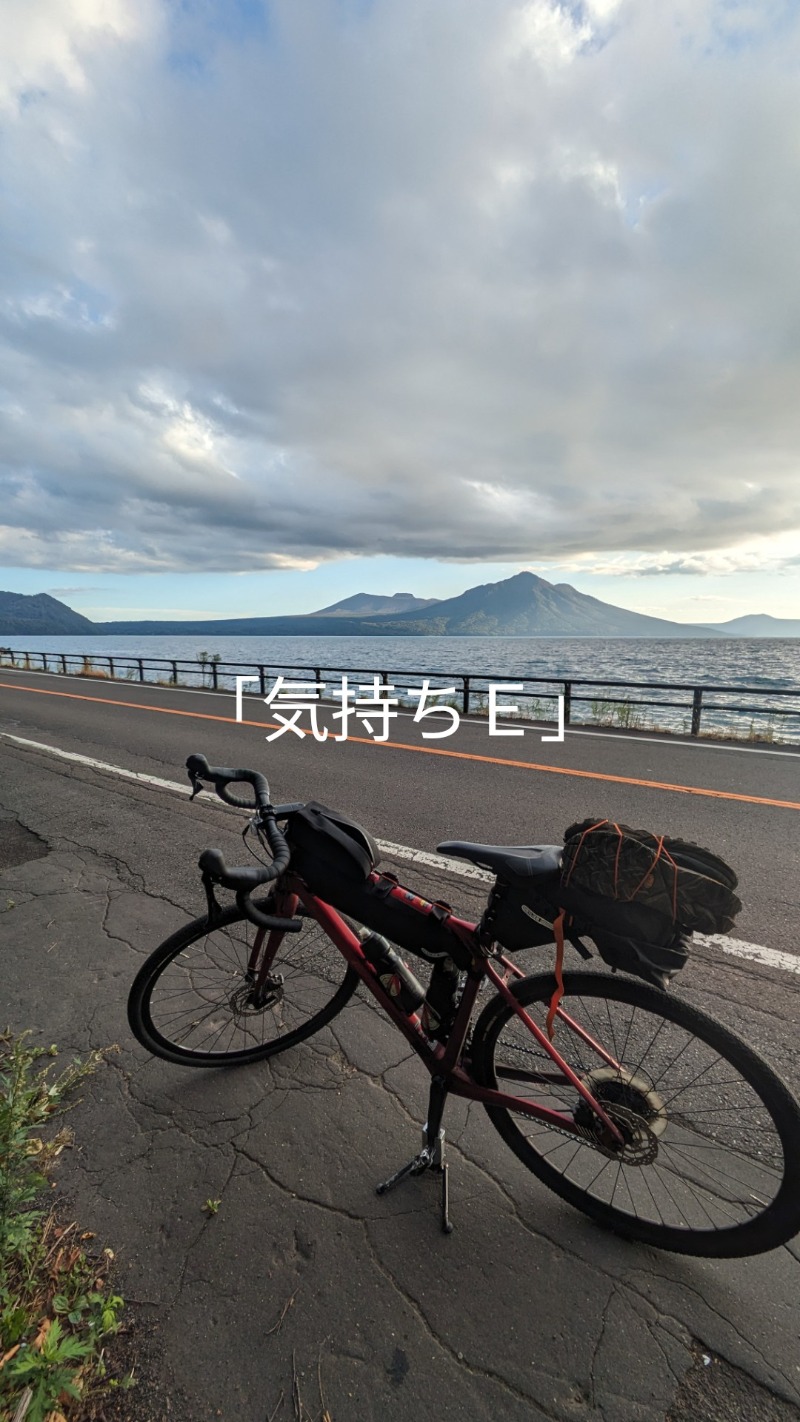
1, 678, 799, 811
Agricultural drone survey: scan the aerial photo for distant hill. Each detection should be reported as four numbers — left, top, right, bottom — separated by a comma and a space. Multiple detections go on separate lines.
372, 572, 724, 638
0, 591, 94, 636
312, 591, 440, 617
92, 615, 399, 636
2, 578, 793, 639
709, 614, 800, 637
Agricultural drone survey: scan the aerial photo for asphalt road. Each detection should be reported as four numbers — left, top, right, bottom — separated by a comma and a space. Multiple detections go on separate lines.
1, 666, 799, 956
2, 665, 800, 1422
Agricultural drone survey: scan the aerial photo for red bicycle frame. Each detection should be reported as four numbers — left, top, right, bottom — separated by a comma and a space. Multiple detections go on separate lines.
247, 873, 625, 1145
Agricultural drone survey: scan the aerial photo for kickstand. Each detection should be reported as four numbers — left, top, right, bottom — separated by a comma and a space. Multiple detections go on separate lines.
375, 1076, 454, 1234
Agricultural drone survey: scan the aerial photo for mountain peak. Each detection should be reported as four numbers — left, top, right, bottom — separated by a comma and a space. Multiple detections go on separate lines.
0, 591, 93, 636
311, 591, 440, 617
380, 571, 722, 637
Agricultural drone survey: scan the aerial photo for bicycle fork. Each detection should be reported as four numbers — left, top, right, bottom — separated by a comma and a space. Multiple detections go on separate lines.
375, 1074, 453, 1234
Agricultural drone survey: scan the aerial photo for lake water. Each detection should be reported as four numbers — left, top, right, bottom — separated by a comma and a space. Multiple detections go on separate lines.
3, 633, 799, 741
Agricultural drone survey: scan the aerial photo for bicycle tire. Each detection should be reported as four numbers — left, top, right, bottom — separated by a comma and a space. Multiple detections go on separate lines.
471, 970, 800, 1257
128, 898, 359, 1067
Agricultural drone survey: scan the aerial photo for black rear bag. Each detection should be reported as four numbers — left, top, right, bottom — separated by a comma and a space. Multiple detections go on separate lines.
558, 819, 742, 988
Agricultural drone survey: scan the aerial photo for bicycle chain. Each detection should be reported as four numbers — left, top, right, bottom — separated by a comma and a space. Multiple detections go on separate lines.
492, 1042, 660, 1161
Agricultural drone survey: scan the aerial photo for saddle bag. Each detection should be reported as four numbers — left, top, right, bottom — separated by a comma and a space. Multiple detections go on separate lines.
558, 818, 742, 988
478, 879, 561, 953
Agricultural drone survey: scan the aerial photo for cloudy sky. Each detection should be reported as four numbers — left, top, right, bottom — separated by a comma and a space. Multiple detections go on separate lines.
2, 0, 800, 622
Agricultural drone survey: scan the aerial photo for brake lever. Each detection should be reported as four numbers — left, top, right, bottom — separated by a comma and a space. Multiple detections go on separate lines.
188, 769, 204, 801
202, 870, 223, 924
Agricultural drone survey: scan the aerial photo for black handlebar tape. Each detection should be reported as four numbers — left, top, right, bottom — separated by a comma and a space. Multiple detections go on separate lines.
186, 754, 271, 809
198, 848, 277, 891
261, 814, 292, 874
235, 893, 304, 933
215, 783, 260, 809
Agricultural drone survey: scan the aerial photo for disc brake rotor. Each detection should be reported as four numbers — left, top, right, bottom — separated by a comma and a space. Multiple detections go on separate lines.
229, 974, 284, 1017
575, 1066, 667, 1164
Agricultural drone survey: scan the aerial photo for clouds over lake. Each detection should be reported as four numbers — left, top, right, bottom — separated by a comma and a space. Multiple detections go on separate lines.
2, 0, 800, 573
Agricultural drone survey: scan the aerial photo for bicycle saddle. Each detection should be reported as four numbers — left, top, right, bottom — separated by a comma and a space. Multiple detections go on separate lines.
436, 841, 562, 884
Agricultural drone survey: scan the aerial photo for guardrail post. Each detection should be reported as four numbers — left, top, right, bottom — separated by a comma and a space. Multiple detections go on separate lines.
259, 665, 266, 696
691, 688, 703, 737
60, 654, 67, 674
463, 675, 470, 716
108, 657, 114, 678
137, 658, 144, 682
211, 661, 218, 690
42, 653, 48, 672
171, 660, 178, 685
563, 681, 572, 725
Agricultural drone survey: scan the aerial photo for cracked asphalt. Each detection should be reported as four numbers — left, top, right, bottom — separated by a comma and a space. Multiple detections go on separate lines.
1, 689, 800, 1421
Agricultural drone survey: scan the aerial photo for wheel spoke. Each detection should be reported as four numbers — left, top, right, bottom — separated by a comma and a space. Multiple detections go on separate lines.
131, 908, 355, 1063
476, 971, 799, 1254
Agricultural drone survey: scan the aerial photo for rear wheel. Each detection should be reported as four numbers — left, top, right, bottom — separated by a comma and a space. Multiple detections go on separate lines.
471, 971, 800, 1257
128, 899, 359, 1066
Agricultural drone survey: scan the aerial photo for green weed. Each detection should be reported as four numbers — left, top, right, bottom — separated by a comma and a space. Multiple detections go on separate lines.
0, 1032, 126, 1422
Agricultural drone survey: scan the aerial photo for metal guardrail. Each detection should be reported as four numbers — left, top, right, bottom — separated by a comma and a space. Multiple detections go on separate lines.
1, 647, 799, 742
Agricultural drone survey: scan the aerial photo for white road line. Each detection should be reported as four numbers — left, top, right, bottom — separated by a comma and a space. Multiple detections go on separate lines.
3, 731, 797, 976
692, 934, 800, 976
374, 839, 494, 884
0, 733, 191, 797
0, 734, 497, 880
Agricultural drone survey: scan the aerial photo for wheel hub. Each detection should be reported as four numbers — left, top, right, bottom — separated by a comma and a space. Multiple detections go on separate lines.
575, 1067, 667, 1164
230, 973, 284, 1016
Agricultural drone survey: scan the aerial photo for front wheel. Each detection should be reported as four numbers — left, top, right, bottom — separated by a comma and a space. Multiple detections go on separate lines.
471, 971, 800, 1257
128, 899, 359, 1066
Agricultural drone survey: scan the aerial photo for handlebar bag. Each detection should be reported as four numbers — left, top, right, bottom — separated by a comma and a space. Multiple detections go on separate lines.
286, 802, 380, 902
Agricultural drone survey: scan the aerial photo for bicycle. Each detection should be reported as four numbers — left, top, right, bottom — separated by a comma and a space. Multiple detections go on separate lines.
127, 754, 800, 1258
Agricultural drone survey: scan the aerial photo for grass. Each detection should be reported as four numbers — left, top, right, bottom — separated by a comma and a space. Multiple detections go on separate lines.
0, 1032, 128, 1422
587, 698, 645, 730
699, 715, 779, 744
74, 658, 109, 682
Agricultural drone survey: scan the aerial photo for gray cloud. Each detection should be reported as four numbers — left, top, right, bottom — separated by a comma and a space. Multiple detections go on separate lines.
46, 585, 109, 595
2, 0, 800, 573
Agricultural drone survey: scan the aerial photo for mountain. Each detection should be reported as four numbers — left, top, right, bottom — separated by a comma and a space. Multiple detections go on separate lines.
312, 592, 440, 617
372, 572, 723, 638
709, 614, 800, 637
91, 574, 722, 636
0, 591, 94, 637
2, 577, 791, 639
